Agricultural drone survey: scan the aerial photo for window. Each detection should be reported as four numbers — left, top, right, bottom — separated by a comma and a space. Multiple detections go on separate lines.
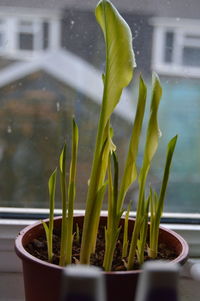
0, 2, 199, 217
151, 18, 200, 77
17, 20, 50, 52
0, 5, 200, 301
18, 21, 35, 51
0, 9, 60, 60
164, 31, 174, 63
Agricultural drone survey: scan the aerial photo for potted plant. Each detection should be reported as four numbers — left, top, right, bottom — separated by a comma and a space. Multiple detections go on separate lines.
15, 1, 189, 301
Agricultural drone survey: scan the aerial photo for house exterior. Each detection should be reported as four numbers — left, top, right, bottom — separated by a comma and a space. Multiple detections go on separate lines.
1, 0, 200, 76
0, 0, 200, 212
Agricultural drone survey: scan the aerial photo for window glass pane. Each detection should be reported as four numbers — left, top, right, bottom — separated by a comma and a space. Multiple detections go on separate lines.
182, 47, 200, 66
18, 32, 34, 50
0, 74, 130, 208
152, 78, 200, 212
43, 22, 49, 49
0, 0, 200, 215
164, 31, 174, 63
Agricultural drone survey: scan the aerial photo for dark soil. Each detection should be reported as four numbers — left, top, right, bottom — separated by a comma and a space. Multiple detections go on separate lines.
26, 225, 177, 271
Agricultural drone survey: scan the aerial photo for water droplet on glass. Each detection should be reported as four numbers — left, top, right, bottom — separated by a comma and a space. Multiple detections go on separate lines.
7, 125, 12, 134
56, 102, 60, 112
70, 20, 75, 29
133, 30, 138, 39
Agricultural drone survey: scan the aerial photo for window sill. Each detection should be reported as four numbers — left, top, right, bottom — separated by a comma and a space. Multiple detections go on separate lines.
0, 210, 200, 272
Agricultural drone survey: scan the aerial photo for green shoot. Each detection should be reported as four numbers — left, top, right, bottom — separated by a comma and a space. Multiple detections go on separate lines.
74, 223, 80, 244
117, 76, 147, 213
80, 0, 135, 264
149, 188, 159, 258
103, 75, 147, 270
65, 118, 79, 265
90, 125, 115, 254
42, 168, 57, 262
149, 135, 178, 258
136, 196, 149, 265
59, 144, 68, 266
43, 0, 178, 273
103, 152, 121, 271
127, 73, 162, 270
84, 134, 109, 256
122, 201, 132, 258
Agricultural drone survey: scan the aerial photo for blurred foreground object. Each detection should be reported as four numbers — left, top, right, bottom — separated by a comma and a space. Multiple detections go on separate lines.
135, 261, 180, 301
191, 263, 200, 281
60, 264, 106, 301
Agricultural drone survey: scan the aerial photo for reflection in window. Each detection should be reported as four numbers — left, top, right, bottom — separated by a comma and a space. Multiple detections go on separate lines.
43, 22, 49, 49
0, 4, 200, 215
0, 13, 59, 59
164, 31, 174, 63
19, 33, 34, 50
152, 18, 200, 77
17, 20, 35, 51
183, 47, 200, 67
17, 20, 49, 51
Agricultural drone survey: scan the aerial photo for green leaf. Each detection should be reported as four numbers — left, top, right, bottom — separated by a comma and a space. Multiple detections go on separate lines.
42, 221, 49, 240
141, 73, 162, 173
74, 223, 80, 244
65, 118, 79, 265
59, 143, 68, 266
90, 182, 108, 253
59, 144, 66, 174
48, 168, 57, 262
95, 0, 135, 126
157, 135, 178, 219
137, 196, 150, 265
122, 201, 132, 258
149, 136, 177, 259
118, 76, 147, 211
137, 73, 162, 215
48, 168, 57, 223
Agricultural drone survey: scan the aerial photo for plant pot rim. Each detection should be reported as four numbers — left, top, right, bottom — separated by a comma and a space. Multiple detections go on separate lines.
15, 215, 189, 274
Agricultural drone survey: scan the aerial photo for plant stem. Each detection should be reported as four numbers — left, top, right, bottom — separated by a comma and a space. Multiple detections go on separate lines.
59, 145, 68, 266
65, 119, 79, 265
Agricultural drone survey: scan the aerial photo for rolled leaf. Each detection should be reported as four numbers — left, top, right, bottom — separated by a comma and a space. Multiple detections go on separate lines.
140, 73, 162, 177
95, 0, 136, 126
118, 76, 147, 211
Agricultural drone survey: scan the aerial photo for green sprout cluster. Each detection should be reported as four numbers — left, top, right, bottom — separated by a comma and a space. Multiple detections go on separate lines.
42, 0, 177, 271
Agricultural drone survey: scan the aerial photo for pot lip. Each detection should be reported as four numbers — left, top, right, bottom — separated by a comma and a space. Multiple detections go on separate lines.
15, 215, 189, 274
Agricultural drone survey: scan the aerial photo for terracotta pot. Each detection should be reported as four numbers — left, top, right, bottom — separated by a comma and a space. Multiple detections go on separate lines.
15, 215, 188, 301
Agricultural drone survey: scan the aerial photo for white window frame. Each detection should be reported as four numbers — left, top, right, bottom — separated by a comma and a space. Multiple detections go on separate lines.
0, 7, 61, 60
17, 20, 43, 53
0, 18, 6, 50
151, 17, 200, 78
